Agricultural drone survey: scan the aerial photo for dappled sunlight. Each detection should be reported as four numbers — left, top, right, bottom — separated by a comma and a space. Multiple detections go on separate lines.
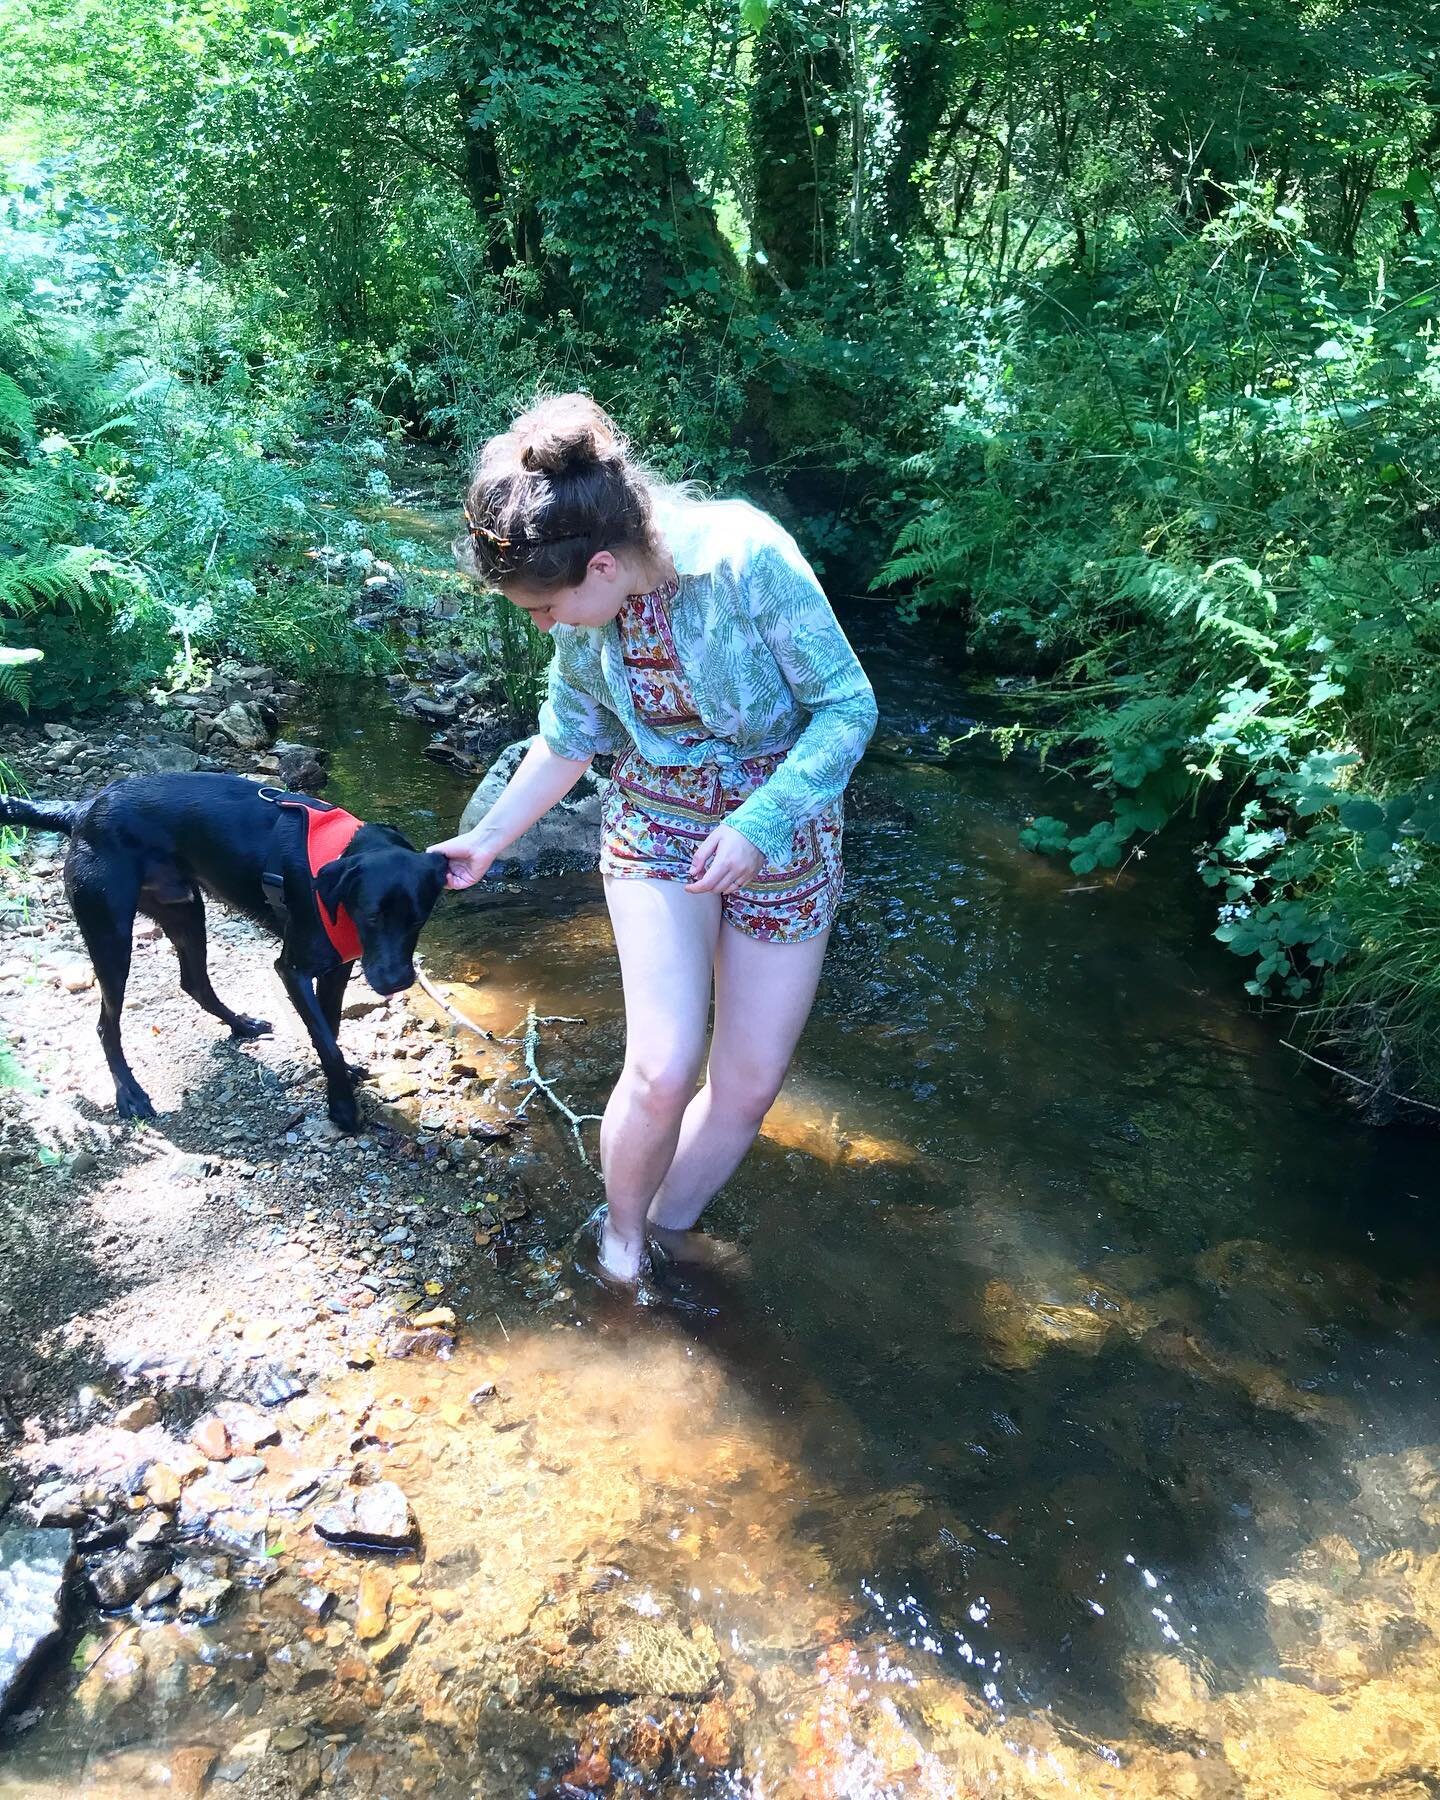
760, 1089, 929, 1170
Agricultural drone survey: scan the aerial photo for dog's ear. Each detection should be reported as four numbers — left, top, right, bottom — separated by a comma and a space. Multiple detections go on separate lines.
316, 856, 362, 915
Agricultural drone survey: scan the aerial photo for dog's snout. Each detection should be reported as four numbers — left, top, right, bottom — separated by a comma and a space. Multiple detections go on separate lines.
366, 964, 416, 997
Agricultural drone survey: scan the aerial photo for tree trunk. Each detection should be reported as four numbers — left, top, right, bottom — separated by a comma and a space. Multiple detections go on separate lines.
748, 0, 853, 289
457, 89, 513, 276
879, 3, 966, 247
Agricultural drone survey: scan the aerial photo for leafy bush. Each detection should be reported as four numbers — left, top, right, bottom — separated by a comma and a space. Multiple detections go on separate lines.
879, 192, 1440, 1098
0, 165, 409, 709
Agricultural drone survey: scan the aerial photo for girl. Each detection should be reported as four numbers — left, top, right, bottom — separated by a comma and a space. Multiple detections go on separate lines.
430, 395, 877, 1285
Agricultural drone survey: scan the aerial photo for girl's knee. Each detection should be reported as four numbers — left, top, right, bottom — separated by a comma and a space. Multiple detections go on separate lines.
623, 1057, 700, 1117
710, 1066, 786, 1127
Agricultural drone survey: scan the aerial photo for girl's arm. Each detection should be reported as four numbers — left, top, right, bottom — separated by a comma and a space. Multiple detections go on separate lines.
428, 736, 593, 889
723, 529, 878, 866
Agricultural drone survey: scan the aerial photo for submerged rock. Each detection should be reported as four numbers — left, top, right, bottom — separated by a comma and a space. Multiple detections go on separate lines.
314, 1480, 419, 1552
0, 1525, 74, 1717
543, 1608, 720, 1701
177, 1564, 236, 1622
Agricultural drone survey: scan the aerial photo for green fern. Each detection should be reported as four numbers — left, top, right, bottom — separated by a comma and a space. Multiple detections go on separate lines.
0, 373, 34, 443
0, 545, 109, 618
0, 646, 44, 706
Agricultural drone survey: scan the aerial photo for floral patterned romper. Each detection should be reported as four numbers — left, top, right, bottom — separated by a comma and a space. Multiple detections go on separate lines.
599, 579, 844, 943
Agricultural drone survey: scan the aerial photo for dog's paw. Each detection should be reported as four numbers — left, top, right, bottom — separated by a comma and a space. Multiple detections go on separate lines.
115, 1085, 158, 1122
344, 1059, 371, 1082
231, 1015, 273, 1041
327, 1097, 362, 1135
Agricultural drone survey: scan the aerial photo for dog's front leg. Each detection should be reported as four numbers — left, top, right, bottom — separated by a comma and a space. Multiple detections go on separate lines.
276, 955, 360, 1133
315, 963, 367, 1081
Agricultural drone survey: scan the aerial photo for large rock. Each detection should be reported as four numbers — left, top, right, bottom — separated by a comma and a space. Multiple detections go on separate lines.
207, 700, 277, 753
129, 740, 201, 774
0, 1525, 74, 1716
458, 736, 605, 875
542, 1596, 720, 1700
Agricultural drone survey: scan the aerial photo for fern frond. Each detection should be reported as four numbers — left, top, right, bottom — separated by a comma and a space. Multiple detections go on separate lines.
0, 373, 35, 443
0, 546, 109, 618
0, 645, 43, 706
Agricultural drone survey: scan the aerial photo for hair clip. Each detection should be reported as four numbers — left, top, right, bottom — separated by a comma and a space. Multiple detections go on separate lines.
462, 502, 511, 552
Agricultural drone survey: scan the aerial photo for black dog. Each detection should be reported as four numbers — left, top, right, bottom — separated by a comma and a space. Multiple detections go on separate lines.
0, 773, 448, 1132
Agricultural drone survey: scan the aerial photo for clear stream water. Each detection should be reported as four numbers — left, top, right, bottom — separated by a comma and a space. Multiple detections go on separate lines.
7, 556, 1440, 1796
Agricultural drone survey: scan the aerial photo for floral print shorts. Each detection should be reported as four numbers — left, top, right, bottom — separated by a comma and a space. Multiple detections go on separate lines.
599, 581, 844, 944
600, 748, 844, 944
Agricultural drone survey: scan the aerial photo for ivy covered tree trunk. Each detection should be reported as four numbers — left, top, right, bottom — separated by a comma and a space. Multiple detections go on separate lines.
457, 90, 513, 276
748, 0, 853, 289
449, 0, 737, 322
878, 1, 967, 248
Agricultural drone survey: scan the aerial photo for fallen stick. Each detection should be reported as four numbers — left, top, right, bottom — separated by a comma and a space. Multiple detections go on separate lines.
1279, 1038, 1440, 1118
413, 957, 493, 1040
503, 1003, 602, 1166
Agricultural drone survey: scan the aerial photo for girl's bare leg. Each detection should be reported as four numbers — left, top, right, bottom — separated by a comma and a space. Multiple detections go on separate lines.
598, 877, 720, 1280
647, 921, 829, 1235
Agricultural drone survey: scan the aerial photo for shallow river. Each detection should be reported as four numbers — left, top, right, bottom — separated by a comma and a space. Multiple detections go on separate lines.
8, 585, 1440, 1797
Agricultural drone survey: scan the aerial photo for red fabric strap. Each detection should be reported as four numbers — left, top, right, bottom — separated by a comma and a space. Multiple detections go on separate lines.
301, 805, 363, 963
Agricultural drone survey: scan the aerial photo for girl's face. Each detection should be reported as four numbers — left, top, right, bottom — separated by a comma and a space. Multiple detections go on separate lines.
502, 549, 642, 634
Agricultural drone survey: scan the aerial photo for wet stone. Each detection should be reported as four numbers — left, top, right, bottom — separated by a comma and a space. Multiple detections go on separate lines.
0, 1525, 73, 1717
165, 1745, 220, 1799
384, 1323, 455, 1360
138, 1572, 182, 1611
177, 1566, 236, 1622
251, 1366, 307, 1408
28, 1488, 86, 1529
115, 1397, 162, 1432
191, 1414, 231, 1461
214, 1726, 270, 1782
314, 1481, 419, 1553
90, 1542, 170, 1610
544, 1609, 721, 1701
299, 1584, 336, 1619
215, 1404, 280, 1452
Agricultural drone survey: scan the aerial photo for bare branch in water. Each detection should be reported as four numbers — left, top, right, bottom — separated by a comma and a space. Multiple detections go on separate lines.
504, 1005, 602, 1166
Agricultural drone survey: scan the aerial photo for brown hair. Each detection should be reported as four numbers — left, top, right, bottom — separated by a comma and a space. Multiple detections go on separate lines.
455, 394, 657, 591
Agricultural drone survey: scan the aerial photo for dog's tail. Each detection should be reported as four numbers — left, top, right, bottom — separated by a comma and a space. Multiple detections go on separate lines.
0, 796, 84, 836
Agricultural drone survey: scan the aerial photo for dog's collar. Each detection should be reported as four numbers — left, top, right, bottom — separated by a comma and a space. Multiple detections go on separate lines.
259, 790, 364, 964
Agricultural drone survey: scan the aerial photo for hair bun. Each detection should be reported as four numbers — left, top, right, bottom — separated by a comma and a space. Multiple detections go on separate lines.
515, 394, 625, 476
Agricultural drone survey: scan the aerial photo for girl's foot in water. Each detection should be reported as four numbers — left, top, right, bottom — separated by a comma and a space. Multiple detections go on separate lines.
647, 1222, 749, 1274
572, 1208, 715, 1312
573, 1206, 657, 1297
600, 1216, 646, 1284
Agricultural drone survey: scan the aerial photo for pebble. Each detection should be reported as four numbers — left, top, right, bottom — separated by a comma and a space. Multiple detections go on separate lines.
356, 1566, 392, 1641
137, 1572, 182, 1611
177, 1568, 236, 1621
191, 1415, 231, 1461
114, 1398, 161, 1432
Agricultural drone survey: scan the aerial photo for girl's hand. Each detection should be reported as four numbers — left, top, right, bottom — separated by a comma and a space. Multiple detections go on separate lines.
426, 829, 499, 890
685, 823, 765, 895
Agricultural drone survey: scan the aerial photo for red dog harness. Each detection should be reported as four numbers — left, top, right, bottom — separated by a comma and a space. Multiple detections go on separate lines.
259, 790, 364, 963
